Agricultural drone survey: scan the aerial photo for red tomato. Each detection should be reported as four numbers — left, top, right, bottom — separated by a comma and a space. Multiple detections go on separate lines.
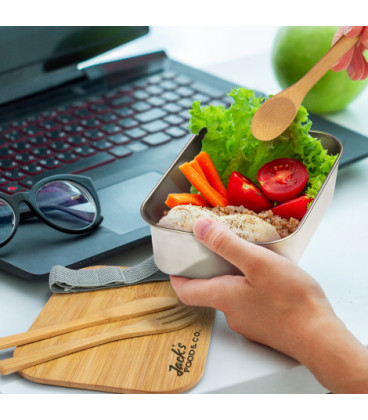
257, 158, 308, 203
226, 171, 272, 212
272, 195, 313, 220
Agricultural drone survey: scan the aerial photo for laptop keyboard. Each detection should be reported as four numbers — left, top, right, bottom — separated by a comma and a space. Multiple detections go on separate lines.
0, 70, 231, 194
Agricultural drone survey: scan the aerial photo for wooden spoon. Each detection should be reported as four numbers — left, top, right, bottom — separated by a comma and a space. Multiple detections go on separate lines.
251, 35, 360, 141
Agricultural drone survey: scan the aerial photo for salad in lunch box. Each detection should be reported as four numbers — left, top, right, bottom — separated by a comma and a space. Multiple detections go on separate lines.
158, 88, 337, 243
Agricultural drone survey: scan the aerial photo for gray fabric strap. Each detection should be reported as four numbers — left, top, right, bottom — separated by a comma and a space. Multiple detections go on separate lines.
49, 256, 169, 293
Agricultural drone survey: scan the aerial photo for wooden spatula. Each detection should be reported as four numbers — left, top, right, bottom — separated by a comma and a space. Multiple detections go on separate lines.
0, 306, 195, 375
0, 296, 178, 350
251, 35, 360, 141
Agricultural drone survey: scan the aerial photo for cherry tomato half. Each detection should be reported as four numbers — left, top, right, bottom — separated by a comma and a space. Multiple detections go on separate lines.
257, 158, 308, 203
226, 171, 272, 212
272, 195, 313, 220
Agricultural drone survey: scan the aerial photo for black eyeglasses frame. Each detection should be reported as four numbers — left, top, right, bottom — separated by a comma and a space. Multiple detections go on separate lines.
0, 174, 103, 247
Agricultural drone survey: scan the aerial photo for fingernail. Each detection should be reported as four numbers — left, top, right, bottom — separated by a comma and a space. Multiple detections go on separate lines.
344, 26, 353, 35
193, 218, 215, 241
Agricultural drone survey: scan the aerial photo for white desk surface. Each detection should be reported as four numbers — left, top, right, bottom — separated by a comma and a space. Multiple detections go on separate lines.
1, 27, 368, 394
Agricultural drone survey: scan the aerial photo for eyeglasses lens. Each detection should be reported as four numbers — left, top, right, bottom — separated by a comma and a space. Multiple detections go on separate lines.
0, 199, 15, 244
35, 181, 97, 230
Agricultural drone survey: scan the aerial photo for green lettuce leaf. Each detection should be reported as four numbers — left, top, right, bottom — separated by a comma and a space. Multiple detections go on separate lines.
188, 87, 337, 198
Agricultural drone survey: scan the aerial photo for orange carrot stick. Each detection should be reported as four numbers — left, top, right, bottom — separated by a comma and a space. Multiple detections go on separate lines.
195, 151, 227, 198
179, 162, 228, 207
189, 160, 206, 180
165, 193, 209, 208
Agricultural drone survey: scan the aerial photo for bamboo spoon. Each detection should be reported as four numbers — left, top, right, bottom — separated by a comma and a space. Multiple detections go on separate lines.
251, 35, 360, 141
0, 296, 179, 350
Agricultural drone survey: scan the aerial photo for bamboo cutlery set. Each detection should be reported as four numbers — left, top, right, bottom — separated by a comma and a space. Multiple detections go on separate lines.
0, 296, 195, 376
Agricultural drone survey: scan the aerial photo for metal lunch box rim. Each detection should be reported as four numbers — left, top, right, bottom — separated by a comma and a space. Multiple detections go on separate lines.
140, 129, 343, 246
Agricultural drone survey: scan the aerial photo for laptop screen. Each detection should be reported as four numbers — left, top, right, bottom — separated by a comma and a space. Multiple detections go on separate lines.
0, 26, 149, 75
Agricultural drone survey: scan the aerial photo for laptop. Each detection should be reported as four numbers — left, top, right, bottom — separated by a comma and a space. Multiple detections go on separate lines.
1, 26, 367, 280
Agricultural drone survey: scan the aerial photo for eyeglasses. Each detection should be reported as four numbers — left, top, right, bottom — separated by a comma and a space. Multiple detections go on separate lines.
0, 174, 103, 247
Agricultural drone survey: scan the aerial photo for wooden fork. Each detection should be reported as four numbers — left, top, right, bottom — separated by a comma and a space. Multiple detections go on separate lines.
0, 296, 179, 350
0, 306, 196, 375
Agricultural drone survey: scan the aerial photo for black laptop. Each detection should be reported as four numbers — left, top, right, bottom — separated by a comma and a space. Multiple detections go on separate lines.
1, 26, 367, 280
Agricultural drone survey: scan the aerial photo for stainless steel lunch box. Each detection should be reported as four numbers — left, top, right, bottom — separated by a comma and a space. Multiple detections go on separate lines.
140, 128, 342, 278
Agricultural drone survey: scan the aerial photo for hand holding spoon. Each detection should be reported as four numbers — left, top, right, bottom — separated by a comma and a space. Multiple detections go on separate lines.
251, 35, 360, 141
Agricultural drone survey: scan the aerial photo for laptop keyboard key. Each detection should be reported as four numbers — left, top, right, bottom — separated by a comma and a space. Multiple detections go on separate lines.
74, 145, 97, 157
2, 130, 25, 142
127, 141, 148, 153
21, 125, 42, 136
89, 103, 110, 114
146, 85, 164, 96
1, 183, 26, 194
0, 148, 14, 158
160, 80, 177, 90
32, 147, 54, 158
55, 113, 78, 125
162, 92, 180, 102
49, 141, 71, 152
63, 124, 85, 134
118, 118, 139, 129
73, 108, 94, 119
164, 115, 184, 125
91, 139, 114, 151
38, 119, 60, 131
45, 130, 67, 140
100, 124, 122, 134
135, 108, 167, 124
177, 98, 194, 109
108, 145, 133, 158
114, 108, 134, 118
22, 163, 45, 175
147, 96, 166, 107
56, 151, 79, 163
177, 87, 195, 97
39, 158, 62, 169
108, 133, 130, 145
83, 130, 105, 140
142, 132, 171, 146
13, 153, 36, 165
133, 90, 150, 100
2, 170, 26, 181
110, 96, 133, 108
141, 120, 169, 133
2, 160, 19, 171
124, 127, 146, 139
163, 103, 182, 113
165, 127, 188, 138
98, 113, 119, 123
67, 135, 88, 146
131, 101, 151, 112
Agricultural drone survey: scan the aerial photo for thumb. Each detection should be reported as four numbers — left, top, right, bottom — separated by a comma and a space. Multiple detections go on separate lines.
193, 217, 269, 278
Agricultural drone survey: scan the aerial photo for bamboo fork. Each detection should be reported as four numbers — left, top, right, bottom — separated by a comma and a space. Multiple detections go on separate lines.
0, 296, 179, 350
0, 306, 195, 375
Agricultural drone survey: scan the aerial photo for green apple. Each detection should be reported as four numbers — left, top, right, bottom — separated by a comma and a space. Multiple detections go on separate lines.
272, 26, 368, 114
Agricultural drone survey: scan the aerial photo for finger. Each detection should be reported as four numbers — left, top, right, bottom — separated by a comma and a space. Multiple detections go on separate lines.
192, 217, 275, 279
347, 46, 366, 80
170, 274, 248, 311
360, 26, 368, 49
343, 26, 364, 37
